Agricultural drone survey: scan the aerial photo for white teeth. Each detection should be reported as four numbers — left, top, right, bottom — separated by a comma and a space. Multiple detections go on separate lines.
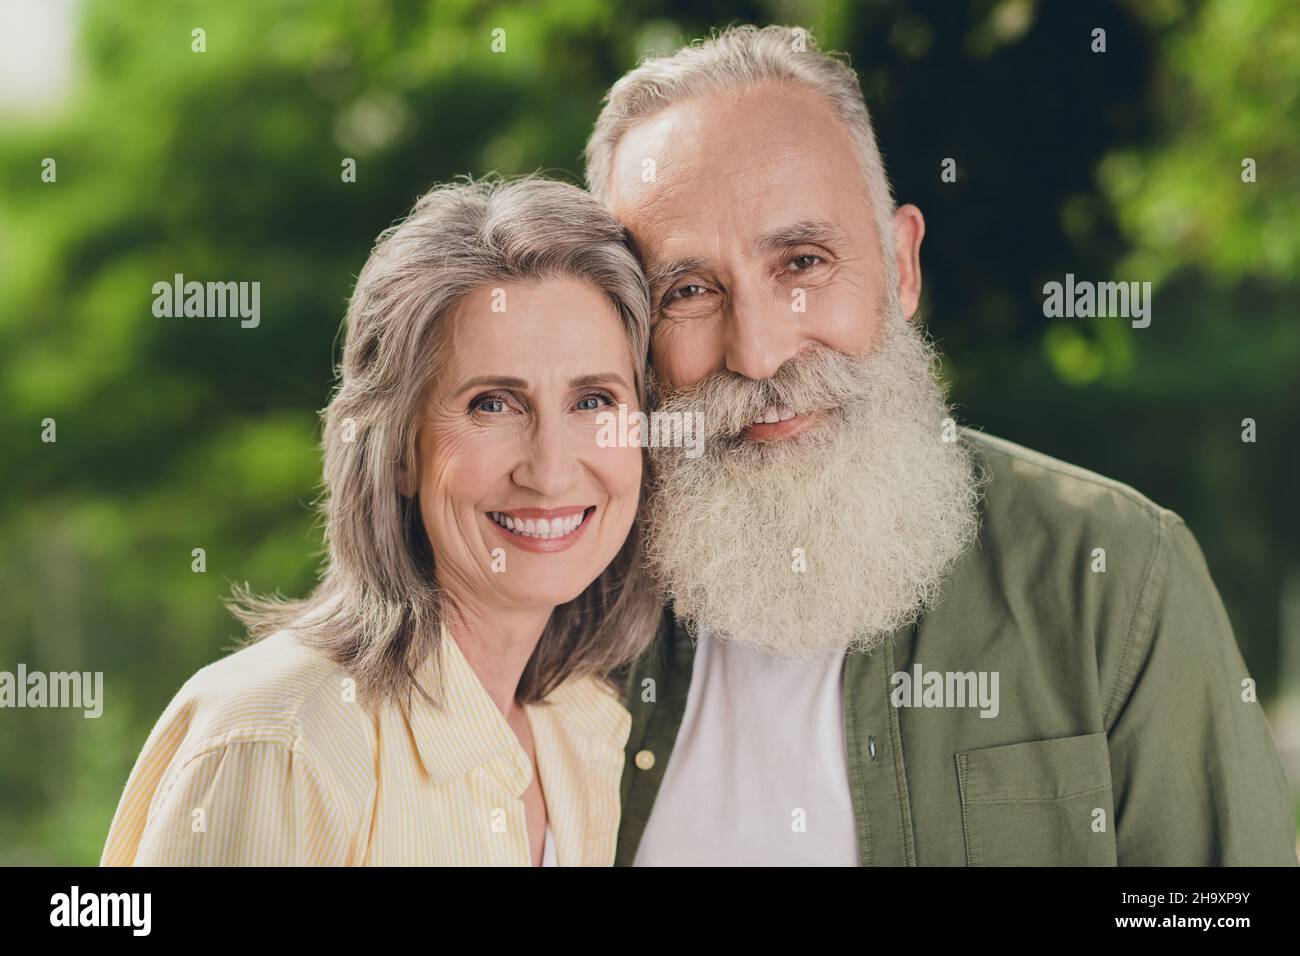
754, 404, 797, 425
488, 510, 589, 539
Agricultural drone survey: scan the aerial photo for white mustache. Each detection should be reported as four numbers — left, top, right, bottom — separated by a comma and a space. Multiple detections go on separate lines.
650, 347, 875, 443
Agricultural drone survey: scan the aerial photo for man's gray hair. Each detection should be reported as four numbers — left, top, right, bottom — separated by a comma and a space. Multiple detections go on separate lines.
584, 24, 897, 254
231, 175, 661, 710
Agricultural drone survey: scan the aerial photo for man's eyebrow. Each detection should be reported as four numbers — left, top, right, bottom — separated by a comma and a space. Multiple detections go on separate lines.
454, 375, 529, 393
642, 220, 844, 299
754, 219, 846, 252
645, 256, 711, 295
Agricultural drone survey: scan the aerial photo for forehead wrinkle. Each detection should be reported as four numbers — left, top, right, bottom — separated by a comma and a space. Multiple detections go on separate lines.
628, 203, 726, 271
620, 113, 853, 282
619, 127, 792, 222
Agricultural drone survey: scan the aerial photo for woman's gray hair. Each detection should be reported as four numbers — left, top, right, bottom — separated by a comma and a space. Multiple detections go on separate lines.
584, 23, 898, 267
231, 175, 661, 710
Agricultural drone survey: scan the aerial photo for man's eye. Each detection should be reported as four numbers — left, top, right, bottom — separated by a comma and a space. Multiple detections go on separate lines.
665, 283, 708, 303
789, 254, 823, 272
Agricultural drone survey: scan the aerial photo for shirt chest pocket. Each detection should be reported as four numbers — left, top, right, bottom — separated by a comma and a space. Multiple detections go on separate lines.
955, 732, 1116, 866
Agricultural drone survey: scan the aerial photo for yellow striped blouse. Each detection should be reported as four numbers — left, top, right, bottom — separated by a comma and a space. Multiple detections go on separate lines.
100, 626, 632, 866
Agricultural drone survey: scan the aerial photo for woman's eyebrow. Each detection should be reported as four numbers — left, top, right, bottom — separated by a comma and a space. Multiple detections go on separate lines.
570, 372, 629, 390
454, 373, 629, 392
455, 374, 529, 393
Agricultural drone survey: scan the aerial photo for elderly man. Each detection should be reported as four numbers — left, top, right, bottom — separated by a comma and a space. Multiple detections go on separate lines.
583, 24, 1296, 866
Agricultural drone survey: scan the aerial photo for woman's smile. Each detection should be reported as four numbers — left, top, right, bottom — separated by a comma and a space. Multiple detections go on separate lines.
485, 505, 597, 553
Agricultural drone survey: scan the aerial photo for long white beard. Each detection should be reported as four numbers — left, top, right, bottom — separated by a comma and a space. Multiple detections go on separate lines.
644, 299, 984, 659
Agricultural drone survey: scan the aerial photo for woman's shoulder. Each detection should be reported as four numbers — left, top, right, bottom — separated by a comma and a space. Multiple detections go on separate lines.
103, 632, 375, 866
160, 631, 373, 770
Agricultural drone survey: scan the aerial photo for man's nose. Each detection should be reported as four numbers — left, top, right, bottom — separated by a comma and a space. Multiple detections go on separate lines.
511, 412, 581, 499
720, 279, 804, 381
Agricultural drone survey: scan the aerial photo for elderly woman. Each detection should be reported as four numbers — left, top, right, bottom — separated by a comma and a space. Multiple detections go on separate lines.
101, 177, 661, 866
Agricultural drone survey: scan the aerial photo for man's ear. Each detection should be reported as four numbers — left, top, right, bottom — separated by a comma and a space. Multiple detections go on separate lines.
892, 203, 925, 321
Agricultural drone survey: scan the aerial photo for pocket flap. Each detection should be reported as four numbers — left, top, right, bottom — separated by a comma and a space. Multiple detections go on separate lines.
957, 732, 1111, 802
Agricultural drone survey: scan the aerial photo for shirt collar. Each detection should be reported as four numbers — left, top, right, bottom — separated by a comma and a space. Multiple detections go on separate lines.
405, 623, 629, 792
406, 623, 532, 793
540, 673, 632, 754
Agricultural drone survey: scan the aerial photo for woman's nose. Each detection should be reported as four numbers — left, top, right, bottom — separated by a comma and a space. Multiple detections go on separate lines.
511, 413, 582, 498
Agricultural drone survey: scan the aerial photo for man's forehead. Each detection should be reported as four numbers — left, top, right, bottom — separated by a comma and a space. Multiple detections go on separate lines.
606, 85, 865, 259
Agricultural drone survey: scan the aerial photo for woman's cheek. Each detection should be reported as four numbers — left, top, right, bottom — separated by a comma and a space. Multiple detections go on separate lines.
419, 427, 516, 537
596, 443, 643, 527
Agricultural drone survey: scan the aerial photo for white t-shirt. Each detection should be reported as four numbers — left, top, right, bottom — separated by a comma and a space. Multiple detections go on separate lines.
633, 633, 859, 866
542, 825, 557, 867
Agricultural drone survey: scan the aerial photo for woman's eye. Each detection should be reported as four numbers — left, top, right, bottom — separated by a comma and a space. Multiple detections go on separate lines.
471, 395, 508, 414
789, 254, 823, 272
575, 392, 614, 411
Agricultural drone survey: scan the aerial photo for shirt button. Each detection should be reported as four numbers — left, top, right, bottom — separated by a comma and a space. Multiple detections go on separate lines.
634, 749, 655, 770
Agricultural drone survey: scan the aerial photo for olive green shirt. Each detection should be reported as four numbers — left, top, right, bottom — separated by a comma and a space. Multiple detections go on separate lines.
617, 429, 1298, 866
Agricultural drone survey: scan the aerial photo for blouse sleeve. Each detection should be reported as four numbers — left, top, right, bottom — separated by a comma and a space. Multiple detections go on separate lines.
106, 741, 352, 866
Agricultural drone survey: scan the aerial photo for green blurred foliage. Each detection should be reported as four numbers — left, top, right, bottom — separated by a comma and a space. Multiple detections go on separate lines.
1, 0, 1296, 863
